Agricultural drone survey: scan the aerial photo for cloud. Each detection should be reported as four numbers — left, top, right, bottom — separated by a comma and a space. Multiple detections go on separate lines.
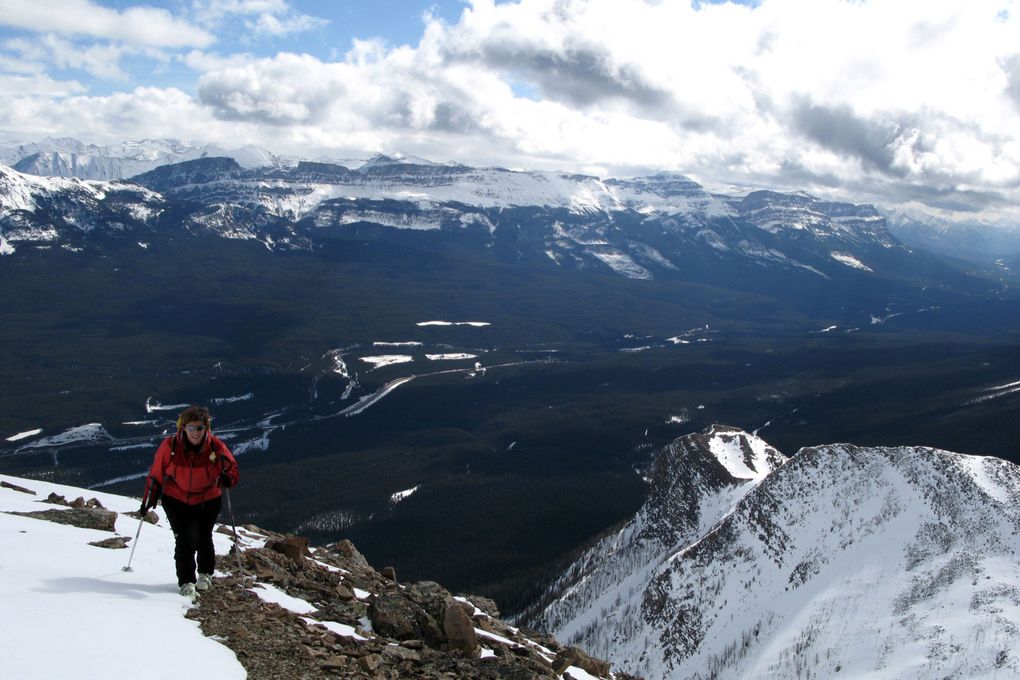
190, 0, 327, 37
6, 34, 131, 80
1005, 54, 1020, 113
788, 100, 906, 175
0, 0, 214, 48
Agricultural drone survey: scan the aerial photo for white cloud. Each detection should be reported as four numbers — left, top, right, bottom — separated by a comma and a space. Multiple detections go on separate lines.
191, 0, 326, 36
7, 34, 131, 79
0, 72, 86, 97
0, 0, 214, 48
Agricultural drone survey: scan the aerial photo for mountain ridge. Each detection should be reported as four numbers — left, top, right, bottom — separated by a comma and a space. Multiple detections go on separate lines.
526, 425, 1020, 679
0, 155, 980, 301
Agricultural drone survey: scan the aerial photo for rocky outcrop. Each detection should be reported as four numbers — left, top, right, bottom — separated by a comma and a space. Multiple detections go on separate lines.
6, 494, 118, 531
192, 524, 631, 679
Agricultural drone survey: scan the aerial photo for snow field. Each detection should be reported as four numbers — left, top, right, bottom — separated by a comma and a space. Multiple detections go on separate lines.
0, 474, 244, 680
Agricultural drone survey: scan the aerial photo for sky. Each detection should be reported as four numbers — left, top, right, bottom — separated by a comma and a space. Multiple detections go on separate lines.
1, 0, 1019, 221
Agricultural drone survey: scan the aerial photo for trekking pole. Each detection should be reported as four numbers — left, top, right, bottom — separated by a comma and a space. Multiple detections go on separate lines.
224, 487, 247, 584
122, 511, 146, 572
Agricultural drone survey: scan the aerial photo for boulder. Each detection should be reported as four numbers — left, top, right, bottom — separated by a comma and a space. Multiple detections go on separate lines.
460, 594, 500, 618
330, 539, 371, 569
369, 593, 421, 640
357, 653, 383, 673
442, 597, 479, 657
269, 536, 311, 564
552, 647, 611, 677
89, 536, 131, 549
7, 507, 117, 532
1, 480, 35, 495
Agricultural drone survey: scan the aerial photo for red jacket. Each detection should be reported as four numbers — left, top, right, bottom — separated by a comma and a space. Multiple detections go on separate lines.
143, 430, 238, 506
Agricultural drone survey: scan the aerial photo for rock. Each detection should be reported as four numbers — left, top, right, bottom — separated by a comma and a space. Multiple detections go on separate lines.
380, 565, 397, 582
334, 583, 356, 600
45, 493, 68, 506
358, 653, 383, 672
369, 593, 421, 640
1, 480, 35, 495
552, 647, 612, 677
320, 655, 349, 671
460, 594, 500, 618
382, 644, 422, 663
331, 539, 371, 569
127, 509, 160, 524
88, 536, 131, 549
269, 535, 311, 564
442, 598, 479, 657
6, 507, 117, 532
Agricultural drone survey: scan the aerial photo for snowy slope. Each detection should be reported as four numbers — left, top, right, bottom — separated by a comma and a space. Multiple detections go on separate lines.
0, 163, 162, 254
0, 474, 243, 679
528, 426, 1020, 680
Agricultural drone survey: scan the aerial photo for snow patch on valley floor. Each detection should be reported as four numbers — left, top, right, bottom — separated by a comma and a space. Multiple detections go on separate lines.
416, 321, 491, 327
964, 378, 1020, 406
359, 355, 414, 370
145, 397, 190, 413
211, 393, 253, 405
389, 485, 420, 505
426, 353, 478, 361
6, 428, 42, 442
21, 423, 111, 449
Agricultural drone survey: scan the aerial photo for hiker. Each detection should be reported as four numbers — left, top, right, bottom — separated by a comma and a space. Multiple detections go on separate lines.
140, 405, 239, 599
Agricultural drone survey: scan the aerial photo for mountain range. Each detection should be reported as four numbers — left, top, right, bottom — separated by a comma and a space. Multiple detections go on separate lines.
0, 151, 998, 307
5, 135, 1018, 268
524, 425, 1020, 679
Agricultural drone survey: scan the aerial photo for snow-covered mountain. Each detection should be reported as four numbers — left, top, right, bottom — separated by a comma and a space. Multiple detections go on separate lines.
0, 154, 987, 310
0, 137, 285, 181
884, 207, 1020, 265
0, 163, 163, 254
0, 472, 619, 680
524, 425, 1020, 679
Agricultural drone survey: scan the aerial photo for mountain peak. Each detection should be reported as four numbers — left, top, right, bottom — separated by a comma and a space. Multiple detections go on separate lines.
529, 428, 1020, 679
357, 152, 439, 171
702, 424, 784, 482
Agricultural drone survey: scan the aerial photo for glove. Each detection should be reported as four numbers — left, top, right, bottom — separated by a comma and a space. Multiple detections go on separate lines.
218, 471, 234, 489
140, 479, 161, 513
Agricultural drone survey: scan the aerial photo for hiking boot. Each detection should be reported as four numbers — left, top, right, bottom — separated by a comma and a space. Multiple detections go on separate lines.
180, 582, 197, 601
196, 573, 213, 592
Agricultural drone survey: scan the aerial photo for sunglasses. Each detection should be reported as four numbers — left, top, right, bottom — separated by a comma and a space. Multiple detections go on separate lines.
185, 424, 207, 433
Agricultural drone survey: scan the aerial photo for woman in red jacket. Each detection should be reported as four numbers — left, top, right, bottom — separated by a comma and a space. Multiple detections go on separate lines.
141, 405, 239, 600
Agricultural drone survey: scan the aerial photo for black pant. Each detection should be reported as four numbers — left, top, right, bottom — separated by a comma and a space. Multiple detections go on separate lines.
161, 495, 222, 586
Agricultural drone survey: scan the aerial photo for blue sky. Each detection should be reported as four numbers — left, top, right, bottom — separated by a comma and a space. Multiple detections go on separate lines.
1, 0, 1019, 220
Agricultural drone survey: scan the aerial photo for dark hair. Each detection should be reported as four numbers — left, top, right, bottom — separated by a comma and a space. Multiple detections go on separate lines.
176, 405, 211, 430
